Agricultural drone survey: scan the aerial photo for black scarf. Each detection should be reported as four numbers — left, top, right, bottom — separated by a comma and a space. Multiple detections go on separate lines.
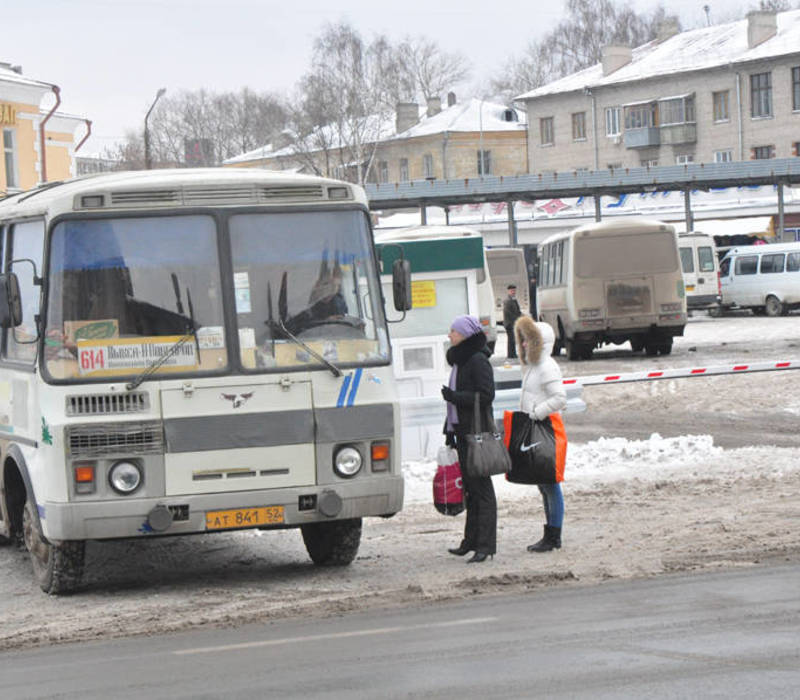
446, 331, 488, 367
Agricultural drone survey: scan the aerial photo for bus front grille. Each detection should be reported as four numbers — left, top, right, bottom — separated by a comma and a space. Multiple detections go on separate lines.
66, 421, 164, 458
66, 392, 150, 416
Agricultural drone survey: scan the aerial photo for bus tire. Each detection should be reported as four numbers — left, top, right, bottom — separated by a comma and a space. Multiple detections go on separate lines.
645, 341, 659, 356
658, 338, 673, 355
22, 499, 85, 594
301, 517, 362, 566
765, 295, 784, 317
630, 338, 645, 352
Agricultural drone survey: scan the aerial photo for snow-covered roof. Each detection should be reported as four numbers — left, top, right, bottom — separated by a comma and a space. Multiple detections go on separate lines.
389, 98, 525, 140
224, 99, 524, 165
516, 9, 800, 101
0, 62, 51, 90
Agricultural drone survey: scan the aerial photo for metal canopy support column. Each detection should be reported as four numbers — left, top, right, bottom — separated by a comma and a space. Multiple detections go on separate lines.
507, 200, 517, 246
420, 203, 427, 225
594, 193, 602, 222
684, 189, 694, 232
444, 206, 450, 226
777, 182, 785, 241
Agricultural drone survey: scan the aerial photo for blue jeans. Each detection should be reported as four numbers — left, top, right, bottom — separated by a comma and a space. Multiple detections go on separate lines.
538, 483, 564, 528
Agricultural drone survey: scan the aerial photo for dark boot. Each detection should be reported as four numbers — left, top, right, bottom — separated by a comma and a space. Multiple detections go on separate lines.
448, 540, 473, 556
527, 525, 561, 552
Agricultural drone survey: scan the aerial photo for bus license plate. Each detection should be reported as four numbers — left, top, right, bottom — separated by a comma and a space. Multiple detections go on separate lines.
206, 506, 284, 530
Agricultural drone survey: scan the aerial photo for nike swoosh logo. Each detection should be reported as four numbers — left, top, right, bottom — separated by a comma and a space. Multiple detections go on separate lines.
520, 441, 541, 453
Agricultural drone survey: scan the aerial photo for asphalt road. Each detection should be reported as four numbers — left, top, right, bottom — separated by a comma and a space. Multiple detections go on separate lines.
2, 563, 799, 699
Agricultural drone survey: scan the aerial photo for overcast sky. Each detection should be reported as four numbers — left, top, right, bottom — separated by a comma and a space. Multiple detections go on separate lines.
5, 0, 762, 155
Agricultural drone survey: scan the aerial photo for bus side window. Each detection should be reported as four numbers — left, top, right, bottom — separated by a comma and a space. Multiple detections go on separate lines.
6, 220, 44, 363
698, 246, 715, 272
679, 247, 694, 273
759, 253, 784, 274
787, 253, 800, 272
735, 256, 758, 276
720, 257, 731, 277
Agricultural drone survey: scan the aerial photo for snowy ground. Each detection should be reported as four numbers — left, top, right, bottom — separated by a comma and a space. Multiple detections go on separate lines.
1, 313, 799, 651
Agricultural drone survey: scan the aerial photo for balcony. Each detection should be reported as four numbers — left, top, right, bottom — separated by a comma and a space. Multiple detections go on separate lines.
624, 127, 660, 149
660, 123, 697, 145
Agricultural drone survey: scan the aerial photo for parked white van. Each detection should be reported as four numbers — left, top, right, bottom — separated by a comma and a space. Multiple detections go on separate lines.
718, 242, 800, 316
537, 217, 686, 360
678, 231, 721, 311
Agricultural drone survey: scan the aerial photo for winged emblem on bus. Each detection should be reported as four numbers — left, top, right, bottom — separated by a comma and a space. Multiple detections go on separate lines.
221, 391, 254, 408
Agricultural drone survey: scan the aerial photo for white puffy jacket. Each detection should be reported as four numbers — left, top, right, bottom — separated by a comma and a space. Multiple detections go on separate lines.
518, 320, 567, 420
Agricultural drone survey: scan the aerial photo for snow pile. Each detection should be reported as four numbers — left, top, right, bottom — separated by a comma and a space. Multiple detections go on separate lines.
402, 432, 800, 504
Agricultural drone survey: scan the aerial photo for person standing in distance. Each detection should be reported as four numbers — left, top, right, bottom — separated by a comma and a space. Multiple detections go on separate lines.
441, 315, 497, 563
514, 316, 567, 552
503, 284, 522, 360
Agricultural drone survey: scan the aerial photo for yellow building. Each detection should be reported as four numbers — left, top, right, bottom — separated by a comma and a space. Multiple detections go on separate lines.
1, 62, 89, 196
224, 96, 528, 183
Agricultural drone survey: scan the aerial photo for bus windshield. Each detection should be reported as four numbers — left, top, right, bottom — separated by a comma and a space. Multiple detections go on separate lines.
45, 215, 226, 381
229, 210, 388, 370
574, 231, 678, 278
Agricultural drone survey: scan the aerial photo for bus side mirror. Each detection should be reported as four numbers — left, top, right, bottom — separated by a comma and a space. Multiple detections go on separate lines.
392, 259, 412, 311
0, 273, 22, 328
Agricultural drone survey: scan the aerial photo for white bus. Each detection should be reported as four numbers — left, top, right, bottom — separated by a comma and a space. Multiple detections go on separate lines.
486, 247, 530, 326
0, 168, 408, 593
537, 217, 686, 360
678, 231, 721, 312
718, 241, 800, 316
373, 225, 495, 458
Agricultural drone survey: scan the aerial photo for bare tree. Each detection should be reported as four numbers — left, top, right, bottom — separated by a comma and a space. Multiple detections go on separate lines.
394, 36, 471, 102
489, 0, 670, 101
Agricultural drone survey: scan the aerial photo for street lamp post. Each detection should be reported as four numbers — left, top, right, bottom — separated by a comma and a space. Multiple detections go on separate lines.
144, 87, 166, 169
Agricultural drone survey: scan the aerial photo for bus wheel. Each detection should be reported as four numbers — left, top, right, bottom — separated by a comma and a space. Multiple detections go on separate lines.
658, 338, 673, 355
630, 338, 645, 352
565, 339, 580, 361
645, 341, 659, 356
765, 295, 784, 317
301, 518, 362, 566
22, 499, 85, 594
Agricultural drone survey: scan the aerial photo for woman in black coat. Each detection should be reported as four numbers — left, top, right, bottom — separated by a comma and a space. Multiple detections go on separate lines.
441, 315, 497, 563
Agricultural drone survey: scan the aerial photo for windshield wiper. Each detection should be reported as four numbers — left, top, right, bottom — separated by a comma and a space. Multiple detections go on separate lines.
125, 333, 194, 391
277, 320, 341, 377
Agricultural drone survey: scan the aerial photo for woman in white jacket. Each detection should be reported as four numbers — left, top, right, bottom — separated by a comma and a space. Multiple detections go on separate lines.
514, 316, 567, 552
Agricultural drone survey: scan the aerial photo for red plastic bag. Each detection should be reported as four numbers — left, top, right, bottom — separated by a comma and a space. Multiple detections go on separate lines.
433, 446, 464, 516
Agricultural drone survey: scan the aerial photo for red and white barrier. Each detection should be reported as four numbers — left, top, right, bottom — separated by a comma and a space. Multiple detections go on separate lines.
563, 360, 800, 387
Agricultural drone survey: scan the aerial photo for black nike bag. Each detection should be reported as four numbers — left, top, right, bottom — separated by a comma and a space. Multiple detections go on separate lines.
503, 410, 566, 484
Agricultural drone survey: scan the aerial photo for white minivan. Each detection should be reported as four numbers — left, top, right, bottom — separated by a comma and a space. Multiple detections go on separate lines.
678, 231, 721, 311
718, 242, 800, 316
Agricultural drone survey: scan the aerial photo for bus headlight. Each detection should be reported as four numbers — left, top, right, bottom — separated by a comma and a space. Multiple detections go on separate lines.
333, 446, 362, 478
108, 460, 143, 495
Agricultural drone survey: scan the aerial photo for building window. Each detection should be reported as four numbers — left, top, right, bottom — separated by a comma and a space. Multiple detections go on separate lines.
675, 154, 694, 165
477, 150, 491, 175
751, 145, 774, 159
659, 95, 695, 125
399, 158, 409, 182
423, 153, 434, 179
571, 112, 586, 140
641, 159, 658, 167
714, 149, 733, 163
793, 67, 800, 111
624, 103, 657, 129
378, 161, 388, 183
750, 72, 772, 118
605, 107, 621, 136
713, 91, 730, 122
540, 117, 554, 145
3, 128, 18, 189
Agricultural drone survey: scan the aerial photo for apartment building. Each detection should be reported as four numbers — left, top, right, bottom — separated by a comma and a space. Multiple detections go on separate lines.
1, 62, 89, 195
516, 10, 800, 175
224, 95, 528, 182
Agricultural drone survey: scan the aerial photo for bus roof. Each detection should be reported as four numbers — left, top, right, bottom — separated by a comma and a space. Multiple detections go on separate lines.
0, 168, 367, 219
722, 241, 800, 258
539, 216, 675, 246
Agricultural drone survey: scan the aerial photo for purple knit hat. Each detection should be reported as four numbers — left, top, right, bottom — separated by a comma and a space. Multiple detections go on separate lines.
450, 315, 482, 337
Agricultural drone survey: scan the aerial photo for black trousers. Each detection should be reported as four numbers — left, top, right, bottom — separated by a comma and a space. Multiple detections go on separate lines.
504, 323, 517, 358
455, 437, 497, 554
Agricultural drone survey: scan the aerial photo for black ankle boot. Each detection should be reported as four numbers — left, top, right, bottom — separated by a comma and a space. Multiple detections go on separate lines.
527, 525, 561, 552
448, 542, 473, 556
466, 552, 493, 563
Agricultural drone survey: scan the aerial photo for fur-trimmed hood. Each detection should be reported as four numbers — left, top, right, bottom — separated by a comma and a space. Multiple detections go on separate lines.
514, 316, 556, 365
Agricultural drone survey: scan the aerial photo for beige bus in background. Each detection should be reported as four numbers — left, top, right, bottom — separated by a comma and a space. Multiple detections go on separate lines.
537, 217, 687, 360
486, 247, 530, 326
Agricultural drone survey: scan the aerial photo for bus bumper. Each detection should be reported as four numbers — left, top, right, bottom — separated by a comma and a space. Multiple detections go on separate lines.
38, 474, 405, 541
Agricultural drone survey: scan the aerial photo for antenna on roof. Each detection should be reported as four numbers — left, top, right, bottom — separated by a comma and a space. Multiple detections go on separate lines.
703, 4, 711, 27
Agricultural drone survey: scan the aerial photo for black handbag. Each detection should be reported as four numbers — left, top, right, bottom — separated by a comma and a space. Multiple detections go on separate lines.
464, 392, 511, 478
505, 411, 558, 484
